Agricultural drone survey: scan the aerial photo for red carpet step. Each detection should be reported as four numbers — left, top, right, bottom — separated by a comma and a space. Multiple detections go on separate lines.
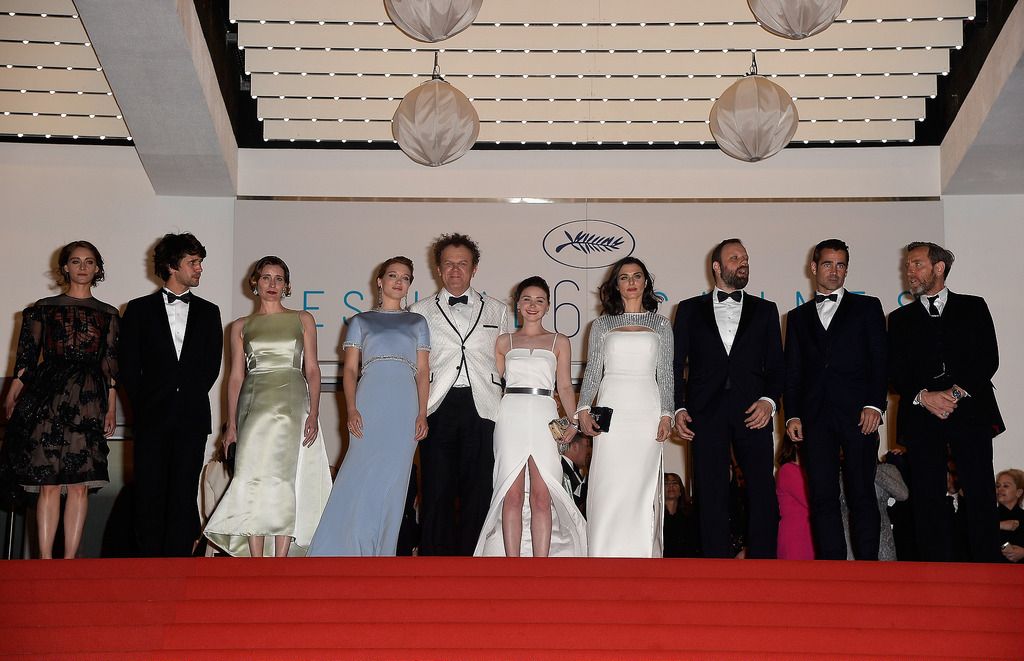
1, 557, 1021, 659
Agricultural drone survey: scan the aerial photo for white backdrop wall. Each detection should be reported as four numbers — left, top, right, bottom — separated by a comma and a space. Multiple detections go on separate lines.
234, 198, 943, 477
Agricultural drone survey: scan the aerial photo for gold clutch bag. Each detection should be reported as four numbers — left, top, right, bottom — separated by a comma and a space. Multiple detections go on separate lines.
548, 416, 571, 441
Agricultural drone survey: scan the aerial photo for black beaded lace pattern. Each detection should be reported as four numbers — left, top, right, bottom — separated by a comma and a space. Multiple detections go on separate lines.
577, 311, 675, 418
1, 295, 119, 492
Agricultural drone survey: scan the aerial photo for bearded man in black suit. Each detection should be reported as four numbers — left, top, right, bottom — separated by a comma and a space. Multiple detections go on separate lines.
888, 241, 1004, 562
120, 233, 223, 557
673, 239, 784, 559
784, 239, 888, 560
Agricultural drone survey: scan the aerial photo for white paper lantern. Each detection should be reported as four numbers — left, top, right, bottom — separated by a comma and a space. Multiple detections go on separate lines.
709, 75, 799, 162
384, 0, 483, 43
393, 78, 480, 167
748, 0, 848, 40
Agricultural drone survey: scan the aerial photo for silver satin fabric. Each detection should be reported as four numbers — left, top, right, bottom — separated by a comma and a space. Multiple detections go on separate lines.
204, 312, 331, 557
710, 75, 800, 162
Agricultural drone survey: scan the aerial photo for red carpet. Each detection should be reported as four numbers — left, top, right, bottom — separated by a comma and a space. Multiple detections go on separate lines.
1, 557, 1021, 659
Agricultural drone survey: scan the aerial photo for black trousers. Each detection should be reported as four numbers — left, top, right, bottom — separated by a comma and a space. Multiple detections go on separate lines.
419, 387, 495, 556
691, 393, 779, 559
905, 422, 1000, 562
132, 425, 207, 557
803, 412, 880, 560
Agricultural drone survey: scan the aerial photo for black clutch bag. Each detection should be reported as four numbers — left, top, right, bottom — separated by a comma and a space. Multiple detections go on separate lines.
590, 406, 614, 433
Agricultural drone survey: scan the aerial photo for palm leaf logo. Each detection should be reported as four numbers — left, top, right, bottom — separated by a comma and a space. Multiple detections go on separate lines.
555, 230, 625, 254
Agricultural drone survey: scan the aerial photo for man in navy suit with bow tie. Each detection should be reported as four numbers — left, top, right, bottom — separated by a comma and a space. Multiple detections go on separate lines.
673, 238, 784, 559
120, 233, 223, 556
784, 239, 888, 560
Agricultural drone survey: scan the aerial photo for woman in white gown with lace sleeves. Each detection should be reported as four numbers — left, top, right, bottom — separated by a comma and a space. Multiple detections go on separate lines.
576, 257, 675, 558
475, 276, 587, 557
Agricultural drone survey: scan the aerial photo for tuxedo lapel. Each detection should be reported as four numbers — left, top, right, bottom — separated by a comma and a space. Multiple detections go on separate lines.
149, 291, 179, 363
801, 302, 827, 343
733, 293, 756, 348
179, 297, 201, 361
699, 294, 728, 356
826, 293, 853, 334
434, 294, 466, 341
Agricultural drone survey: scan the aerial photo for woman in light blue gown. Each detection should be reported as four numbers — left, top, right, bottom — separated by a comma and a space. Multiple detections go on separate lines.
309, 256, 430, 556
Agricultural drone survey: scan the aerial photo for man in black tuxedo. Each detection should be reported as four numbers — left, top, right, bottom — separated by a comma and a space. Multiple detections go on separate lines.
888, 241, 1004, 562
673, 239, 783, 558
560, 435, 591, 518
120, 233, 223, 556
784, 239, 887, 560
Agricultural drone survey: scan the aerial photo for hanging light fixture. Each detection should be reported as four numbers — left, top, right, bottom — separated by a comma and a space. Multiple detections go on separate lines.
709, 53, 799, 162
392, 53, 480, 167
748, 0, 848, 39
384, 0, 483, 43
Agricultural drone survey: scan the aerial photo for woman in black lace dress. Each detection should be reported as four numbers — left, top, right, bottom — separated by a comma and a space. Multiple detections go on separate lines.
2, 241, 119, 558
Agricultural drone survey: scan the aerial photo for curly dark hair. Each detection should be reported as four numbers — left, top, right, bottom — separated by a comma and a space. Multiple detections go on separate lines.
57, 240, 105, 286
598, 257, 660, 315
248, 256, 291, 297
431, 233, 481, 268
376, 256, 415, 285
154, 233, 207, 281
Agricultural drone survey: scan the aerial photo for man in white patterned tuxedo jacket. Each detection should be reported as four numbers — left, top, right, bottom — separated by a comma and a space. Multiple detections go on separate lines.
410, 233, 511, 555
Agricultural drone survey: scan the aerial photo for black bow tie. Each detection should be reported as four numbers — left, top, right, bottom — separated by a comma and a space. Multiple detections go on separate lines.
717, 290, 742, 303
448, 295, 469, 306
165, 290, 193, 304
815, 293, 838, 304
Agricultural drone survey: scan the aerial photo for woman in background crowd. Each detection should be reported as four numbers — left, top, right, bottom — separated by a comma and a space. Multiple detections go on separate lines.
309, 256, 430, 556
577, 257, 674, 557
204, 256, 331, 557
776, 436, 813, 560
875, 457, 909, 561
996, 468, 1024, 563
2, 241, 118, 559
475, 276, 586, 557
663, 472, 699, 558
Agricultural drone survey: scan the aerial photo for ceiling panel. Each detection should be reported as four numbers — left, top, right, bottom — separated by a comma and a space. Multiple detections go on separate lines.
0, 6, 129, 140
231, 0, 972, 146
230, 0, 976, 24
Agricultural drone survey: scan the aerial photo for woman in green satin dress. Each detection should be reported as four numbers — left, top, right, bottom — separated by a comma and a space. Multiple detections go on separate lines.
204, 256, 331, 557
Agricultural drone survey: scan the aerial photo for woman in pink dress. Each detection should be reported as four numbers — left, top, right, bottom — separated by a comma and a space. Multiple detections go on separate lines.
777, 436, 814, 560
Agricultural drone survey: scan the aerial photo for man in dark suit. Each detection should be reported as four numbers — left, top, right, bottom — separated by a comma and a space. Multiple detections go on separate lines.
784, 239, 887, 560
560, 435, 591, 518
673, 238, 784, 558
119, 233, 223, 557
888, 241, 1004, 562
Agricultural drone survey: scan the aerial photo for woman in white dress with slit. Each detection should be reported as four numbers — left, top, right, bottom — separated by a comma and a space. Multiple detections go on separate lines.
577, 257, 674, 557
475, 276, 587, 557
